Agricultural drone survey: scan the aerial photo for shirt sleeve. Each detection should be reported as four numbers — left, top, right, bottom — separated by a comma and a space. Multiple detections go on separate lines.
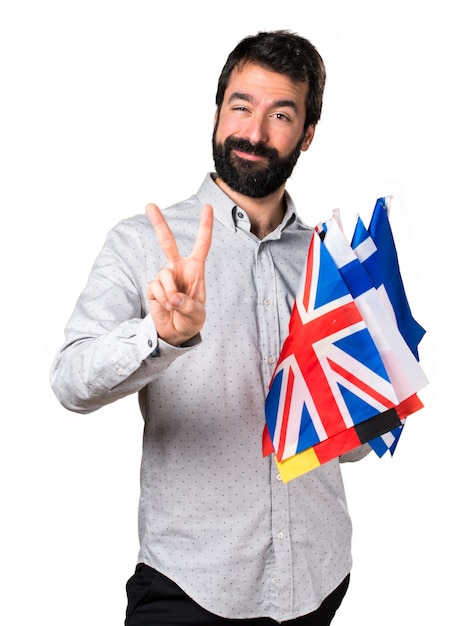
339, 443, 372, 462
50, 218, 200, 414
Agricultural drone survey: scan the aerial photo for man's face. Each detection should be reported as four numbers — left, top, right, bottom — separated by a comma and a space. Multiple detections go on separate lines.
213, 62, 315, 198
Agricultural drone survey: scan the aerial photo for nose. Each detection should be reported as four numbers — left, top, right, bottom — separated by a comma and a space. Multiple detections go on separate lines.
244, 113, 269, 145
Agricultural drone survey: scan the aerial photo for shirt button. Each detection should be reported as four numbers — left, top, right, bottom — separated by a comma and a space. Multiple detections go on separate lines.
268, 356, 275, 365
237, 211, 244, 219
263, 297, 271, 305
148, 339, 153, 348
272, 577, 278, 584
277, 531, 284, 539
117, 367, 125, 375
276, 474, 282, 482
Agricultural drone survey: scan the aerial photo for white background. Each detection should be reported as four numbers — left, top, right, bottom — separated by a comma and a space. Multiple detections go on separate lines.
1, 1, 475, 624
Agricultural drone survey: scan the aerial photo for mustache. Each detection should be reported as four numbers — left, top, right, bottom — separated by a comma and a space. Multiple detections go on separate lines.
224, 136, 279, 160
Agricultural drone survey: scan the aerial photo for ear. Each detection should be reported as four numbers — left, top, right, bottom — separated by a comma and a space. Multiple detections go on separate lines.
301, 125, 315, 152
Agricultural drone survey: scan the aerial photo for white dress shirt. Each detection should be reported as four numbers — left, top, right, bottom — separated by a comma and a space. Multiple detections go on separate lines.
51, 173, 369, 621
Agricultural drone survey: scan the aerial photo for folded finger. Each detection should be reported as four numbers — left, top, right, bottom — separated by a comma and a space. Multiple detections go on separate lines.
146, 275, 168, 309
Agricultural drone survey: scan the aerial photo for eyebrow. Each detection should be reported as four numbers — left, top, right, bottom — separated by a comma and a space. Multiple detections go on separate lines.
228, 92, 298, 112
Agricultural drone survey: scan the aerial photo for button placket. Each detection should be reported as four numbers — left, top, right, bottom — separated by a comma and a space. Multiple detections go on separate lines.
255, 241, 294, 614
255, 244, 280, 378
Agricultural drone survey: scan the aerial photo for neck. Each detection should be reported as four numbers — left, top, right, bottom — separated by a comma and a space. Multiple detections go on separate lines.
215, 177, 286, 239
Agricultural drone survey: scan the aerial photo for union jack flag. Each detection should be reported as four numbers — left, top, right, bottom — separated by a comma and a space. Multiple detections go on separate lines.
264, 229, 401, 464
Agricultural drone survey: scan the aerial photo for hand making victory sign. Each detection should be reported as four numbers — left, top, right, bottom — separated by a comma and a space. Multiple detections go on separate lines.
145, 203, 214, 347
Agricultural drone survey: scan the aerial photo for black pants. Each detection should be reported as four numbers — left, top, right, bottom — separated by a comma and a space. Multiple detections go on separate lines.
125, 564, 350, 626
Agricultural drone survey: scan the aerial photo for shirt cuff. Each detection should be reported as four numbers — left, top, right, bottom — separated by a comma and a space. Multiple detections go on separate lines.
146, 318, 202, 358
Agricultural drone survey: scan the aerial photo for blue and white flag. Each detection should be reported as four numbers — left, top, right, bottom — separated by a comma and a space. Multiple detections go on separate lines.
351, 198, 426, 360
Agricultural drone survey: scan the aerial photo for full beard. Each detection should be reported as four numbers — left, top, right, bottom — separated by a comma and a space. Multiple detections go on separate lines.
212, 127, 305, 199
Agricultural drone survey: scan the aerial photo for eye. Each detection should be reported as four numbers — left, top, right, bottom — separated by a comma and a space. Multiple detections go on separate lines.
273, 112, 291, 122
232, 106, 250, 113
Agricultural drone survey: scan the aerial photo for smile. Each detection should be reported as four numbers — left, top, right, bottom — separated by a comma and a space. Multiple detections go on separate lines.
234, 149, 267, 161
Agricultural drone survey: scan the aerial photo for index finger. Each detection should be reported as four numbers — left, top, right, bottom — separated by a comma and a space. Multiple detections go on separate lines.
190, 204, 214, 263
145, 203, 181, 263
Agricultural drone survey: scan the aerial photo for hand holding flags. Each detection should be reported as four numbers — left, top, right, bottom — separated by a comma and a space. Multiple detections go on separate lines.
263, 198, 428, 482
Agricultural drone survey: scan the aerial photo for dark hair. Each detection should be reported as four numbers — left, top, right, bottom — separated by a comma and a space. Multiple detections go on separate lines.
215, 30, 326, 128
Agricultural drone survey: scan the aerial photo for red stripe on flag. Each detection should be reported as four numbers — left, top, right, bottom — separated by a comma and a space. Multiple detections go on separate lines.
277, 368, 295, 460
262, 425, 274, 457
311, 302, 363, 339
312, 428, 362, 464
302, 234, 315, 312
395, 393, 424, 419
289, 300, 363, 344
327, 358, 396, 409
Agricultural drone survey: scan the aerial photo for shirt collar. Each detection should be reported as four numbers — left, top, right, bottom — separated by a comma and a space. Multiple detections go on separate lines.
196, 173, 298, 238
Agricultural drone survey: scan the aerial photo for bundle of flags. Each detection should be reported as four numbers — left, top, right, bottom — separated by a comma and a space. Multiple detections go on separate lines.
263, 197, 428, 483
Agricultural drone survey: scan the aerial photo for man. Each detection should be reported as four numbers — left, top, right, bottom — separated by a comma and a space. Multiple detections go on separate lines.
51, 30, 369, 625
